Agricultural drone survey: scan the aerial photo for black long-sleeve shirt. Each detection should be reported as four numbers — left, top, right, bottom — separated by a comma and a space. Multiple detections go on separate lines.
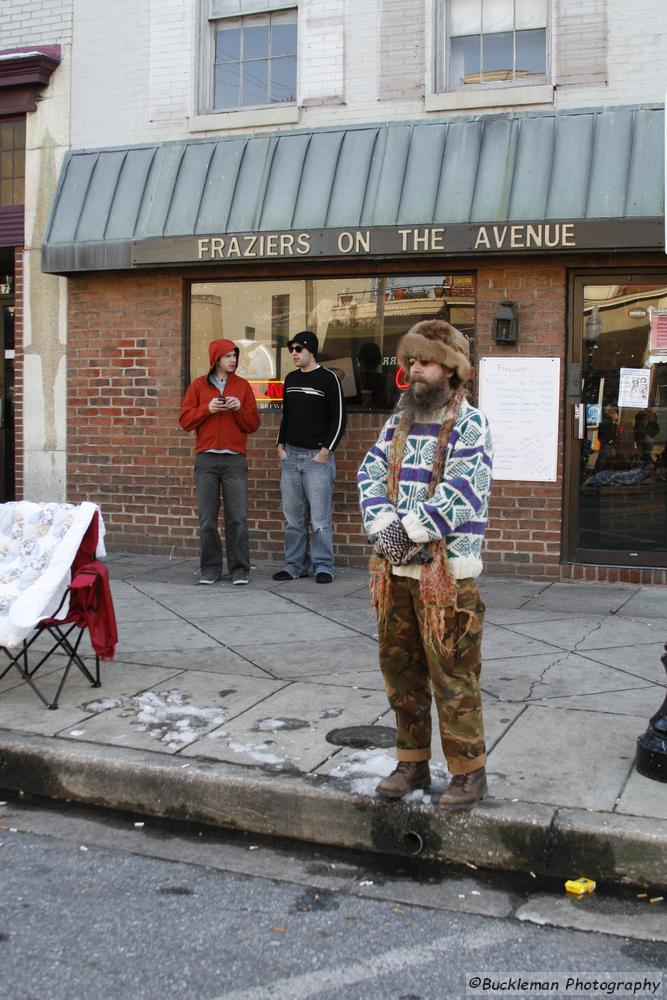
277, 365, 346, 451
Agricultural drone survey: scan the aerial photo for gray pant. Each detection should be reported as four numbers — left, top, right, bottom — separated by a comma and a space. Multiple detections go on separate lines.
194, 452, 250, 576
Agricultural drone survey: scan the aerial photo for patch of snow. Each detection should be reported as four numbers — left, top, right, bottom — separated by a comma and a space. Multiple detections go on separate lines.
329, 748, 396, 781
403, 788, 434, 805
327, 749, 450, 801
257, 718, 287, 732
130, 690, 227, 750
83, 697, 125, 712
228, 741, 285, 766
348, 777, 382, 797
0, 51, 50, 61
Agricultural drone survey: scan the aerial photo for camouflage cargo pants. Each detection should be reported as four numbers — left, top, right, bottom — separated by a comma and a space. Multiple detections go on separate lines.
378, 575, 486, 775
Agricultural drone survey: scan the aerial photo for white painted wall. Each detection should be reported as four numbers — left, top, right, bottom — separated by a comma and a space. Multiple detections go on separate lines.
69, 0, 666, 150
3, 1, 72, 502
1, 1, 72, 47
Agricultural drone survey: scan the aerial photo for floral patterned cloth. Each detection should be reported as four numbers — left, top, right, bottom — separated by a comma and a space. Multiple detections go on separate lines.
0, 501, 105, 648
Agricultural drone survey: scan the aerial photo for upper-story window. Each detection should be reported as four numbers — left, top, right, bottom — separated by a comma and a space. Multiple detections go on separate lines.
443, 0, 548, 91
0, 119, 25, 207
209, 0, 297, 111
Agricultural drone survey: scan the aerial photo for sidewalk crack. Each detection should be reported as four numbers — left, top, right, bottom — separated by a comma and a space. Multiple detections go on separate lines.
123, 581, 281, 680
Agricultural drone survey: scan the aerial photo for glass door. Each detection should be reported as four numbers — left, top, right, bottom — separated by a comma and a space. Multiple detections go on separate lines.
568, 276, 667, 567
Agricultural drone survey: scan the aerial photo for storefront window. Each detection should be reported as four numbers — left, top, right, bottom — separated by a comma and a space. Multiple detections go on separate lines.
575, 281, 667, 564
189, 274, 475, 409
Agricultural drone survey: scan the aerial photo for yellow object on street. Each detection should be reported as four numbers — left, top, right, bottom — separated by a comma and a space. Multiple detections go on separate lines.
565, 877, 596, 896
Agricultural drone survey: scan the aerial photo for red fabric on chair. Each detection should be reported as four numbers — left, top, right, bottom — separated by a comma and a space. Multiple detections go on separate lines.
66, 560, 118, 659
72, 509, 100, 569
39, 512, 118, 660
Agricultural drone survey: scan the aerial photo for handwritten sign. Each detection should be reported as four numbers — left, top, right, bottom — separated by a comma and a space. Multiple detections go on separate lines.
479, 357, 560, 482
618, 368, 650, 408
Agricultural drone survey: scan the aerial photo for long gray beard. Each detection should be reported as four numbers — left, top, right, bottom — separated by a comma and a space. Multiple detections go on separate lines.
399, 382, 449, 421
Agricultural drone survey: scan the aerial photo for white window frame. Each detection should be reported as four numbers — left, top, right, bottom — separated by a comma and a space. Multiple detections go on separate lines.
191, 0, 299, 132
426, 0, 553, 112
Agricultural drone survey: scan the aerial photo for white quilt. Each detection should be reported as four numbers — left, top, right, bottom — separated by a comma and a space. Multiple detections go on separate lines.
0, 501, 106, 649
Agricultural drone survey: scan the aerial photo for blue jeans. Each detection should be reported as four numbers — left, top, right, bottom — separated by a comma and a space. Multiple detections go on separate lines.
280, 445, 335, 577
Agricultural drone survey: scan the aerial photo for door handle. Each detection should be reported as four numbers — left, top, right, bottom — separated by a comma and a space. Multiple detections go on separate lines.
573, 403, 585, 439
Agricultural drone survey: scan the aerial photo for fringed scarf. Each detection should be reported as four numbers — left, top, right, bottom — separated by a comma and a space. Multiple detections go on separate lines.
370, 385, 468, 646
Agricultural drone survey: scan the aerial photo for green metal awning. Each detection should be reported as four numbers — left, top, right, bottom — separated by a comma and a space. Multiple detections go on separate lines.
42, 105, 665, 274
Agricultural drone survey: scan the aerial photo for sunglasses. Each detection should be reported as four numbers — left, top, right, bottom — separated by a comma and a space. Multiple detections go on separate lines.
289, 344, 304, 353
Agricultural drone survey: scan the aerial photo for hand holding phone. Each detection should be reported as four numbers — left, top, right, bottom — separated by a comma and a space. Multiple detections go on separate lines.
209, 395, 227, 414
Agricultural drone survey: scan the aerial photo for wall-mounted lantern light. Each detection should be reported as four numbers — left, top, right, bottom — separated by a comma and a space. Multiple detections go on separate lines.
493, 299, 518, 344
585, 304, 602, 342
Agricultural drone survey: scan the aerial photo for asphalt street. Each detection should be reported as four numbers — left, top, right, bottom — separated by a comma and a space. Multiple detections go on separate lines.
1, 795, 666, 1000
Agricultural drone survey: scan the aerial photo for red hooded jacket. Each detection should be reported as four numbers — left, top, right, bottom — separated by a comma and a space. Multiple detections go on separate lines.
178, 338, 260, 454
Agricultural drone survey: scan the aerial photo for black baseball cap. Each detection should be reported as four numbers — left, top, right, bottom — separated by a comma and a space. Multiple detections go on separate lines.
287, 330, 318, 357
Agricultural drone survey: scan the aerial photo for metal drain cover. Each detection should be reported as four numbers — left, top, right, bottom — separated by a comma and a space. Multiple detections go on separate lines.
326, 725, 396, 749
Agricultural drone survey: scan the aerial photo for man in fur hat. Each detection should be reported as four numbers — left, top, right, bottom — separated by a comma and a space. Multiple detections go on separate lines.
179, 339, 260, 586
357, 320, 493, 809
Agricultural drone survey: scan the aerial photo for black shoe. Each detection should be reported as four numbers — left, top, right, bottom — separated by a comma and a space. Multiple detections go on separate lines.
315, 572, 333, 584
272, 570, 294, 581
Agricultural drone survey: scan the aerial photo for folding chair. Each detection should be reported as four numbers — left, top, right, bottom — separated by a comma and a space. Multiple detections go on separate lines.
0, 505, 117, 709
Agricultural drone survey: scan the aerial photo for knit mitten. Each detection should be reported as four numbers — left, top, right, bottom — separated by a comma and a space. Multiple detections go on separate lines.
371, 520, 422, 566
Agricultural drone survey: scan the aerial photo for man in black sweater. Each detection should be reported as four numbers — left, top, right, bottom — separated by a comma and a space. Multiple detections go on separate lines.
274, 331, 346, 584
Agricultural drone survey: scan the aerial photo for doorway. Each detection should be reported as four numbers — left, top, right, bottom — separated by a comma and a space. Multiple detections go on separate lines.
567, 274, 667, 568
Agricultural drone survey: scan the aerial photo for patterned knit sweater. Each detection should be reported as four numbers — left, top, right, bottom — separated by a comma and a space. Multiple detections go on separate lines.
357, 400, 493, 580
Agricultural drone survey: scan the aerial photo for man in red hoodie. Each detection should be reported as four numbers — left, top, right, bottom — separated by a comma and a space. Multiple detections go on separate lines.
179, 339, 260, 585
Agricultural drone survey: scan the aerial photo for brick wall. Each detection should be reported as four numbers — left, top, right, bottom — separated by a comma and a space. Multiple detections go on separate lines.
378, 0, 425, 101
554, 0, 608, 87
1, 0, 72, 48
476, 260, 566, 580
66, 273, 192, 552
66, 263, 667, 585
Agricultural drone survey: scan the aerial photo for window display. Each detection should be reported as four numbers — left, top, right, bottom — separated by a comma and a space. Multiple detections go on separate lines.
190, 274, 475, 410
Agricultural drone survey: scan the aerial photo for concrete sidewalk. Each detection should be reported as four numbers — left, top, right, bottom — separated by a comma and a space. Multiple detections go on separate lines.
1, 555, 666, 889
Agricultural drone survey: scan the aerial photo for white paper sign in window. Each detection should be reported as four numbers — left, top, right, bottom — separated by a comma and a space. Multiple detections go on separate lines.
618, 368, 650, 409
478, 356, 560, 482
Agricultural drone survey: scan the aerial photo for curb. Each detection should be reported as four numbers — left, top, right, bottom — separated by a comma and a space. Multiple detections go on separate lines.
1, 729, 666, 890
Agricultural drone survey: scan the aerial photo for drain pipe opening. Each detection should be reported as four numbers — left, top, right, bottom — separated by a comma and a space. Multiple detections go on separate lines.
403, 831, 424, 856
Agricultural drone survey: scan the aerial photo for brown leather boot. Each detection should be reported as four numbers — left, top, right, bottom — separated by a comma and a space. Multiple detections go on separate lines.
439, 767, 487, 810
376, 761, 431, 800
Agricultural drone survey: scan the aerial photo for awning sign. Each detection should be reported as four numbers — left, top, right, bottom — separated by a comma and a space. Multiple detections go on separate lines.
129, 219, 662, 267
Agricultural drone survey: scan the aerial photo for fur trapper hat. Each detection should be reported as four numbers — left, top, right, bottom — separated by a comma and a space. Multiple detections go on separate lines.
397, 320, 472, 381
